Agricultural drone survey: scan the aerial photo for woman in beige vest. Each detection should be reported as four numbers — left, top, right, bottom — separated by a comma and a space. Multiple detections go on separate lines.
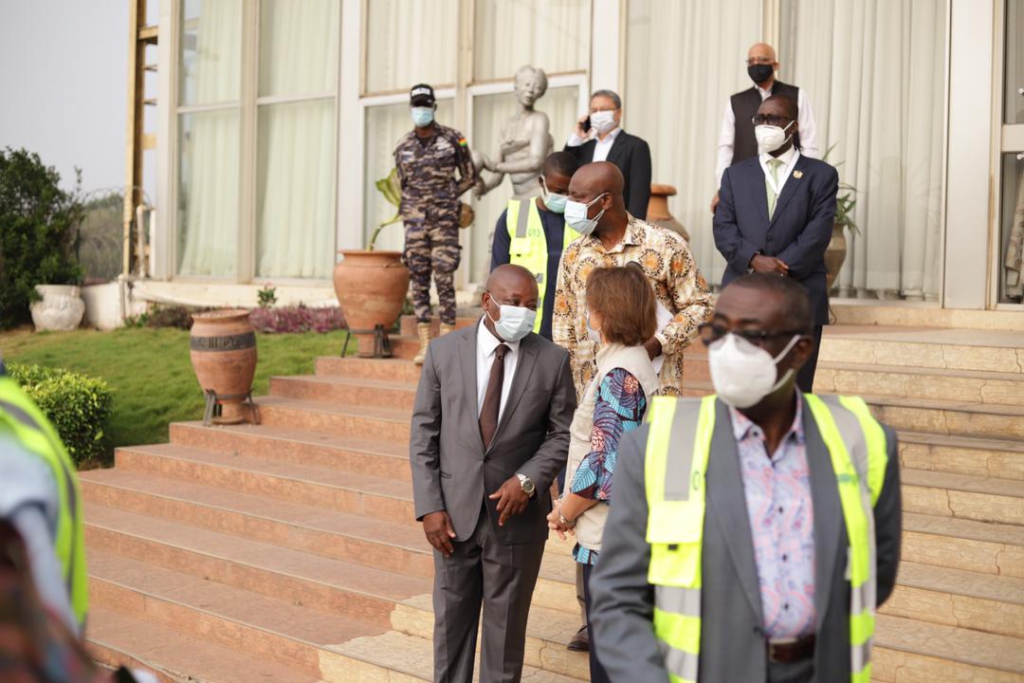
548, 264, 659, 683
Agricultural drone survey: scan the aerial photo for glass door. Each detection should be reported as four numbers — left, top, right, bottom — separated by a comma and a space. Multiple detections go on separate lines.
997, 0, 1024, 305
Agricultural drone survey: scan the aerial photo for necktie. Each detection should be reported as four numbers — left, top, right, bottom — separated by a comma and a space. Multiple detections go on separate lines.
479, 344, 509, 449
766, 158, 785, 218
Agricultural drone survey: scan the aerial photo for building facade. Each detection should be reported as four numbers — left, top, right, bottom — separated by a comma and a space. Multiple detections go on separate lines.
145, 0, 1024, 314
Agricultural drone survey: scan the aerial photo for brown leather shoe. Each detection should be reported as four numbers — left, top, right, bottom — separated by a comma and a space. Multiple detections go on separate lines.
567, 626, 589, 652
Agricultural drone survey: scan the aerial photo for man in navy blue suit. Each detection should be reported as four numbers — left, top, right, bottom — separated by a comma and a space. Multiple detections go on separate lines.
713, 94, 838, 392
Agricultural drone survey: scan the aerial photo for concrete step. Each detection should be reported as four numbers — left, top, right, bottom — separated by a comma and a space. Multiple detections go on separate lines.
270, 374, 417, 410
902, 468, 1024, 525
399, 315, 479, 337
881, 561, 1024, 639
257, 395, 412, 442
900, 431, 1024, 482
84, 503, 590, 679
315, 355, 424, 383
169, 421, 411, 482
819, 329, 1024, 375
867, 395, 1024, 441
77, 469, 579, 607
88, 550, 580, 683
902, 512, 1024, 579
874, 613, 1024, 682
87, 607, 319, 683
815, 362, 1024, 406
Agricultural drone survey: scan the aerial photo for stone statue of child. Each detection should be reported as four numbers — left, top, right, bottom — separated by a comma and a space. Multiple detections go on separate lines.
472, 65, 554, 201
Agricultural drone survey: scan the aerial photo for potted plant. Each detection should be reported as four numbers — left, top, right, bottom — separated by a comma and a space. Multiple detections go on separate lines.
822, 145, 861, 293
332, 168, 411, 356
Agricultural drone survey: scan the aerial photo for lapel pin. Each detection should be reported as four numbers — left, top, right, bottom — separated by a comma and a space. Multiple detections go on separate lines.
793, 170, 804, 179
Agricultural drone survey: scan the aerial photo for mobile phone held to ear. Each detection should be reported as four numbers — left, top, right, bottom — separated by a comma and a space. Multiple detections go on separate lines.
582, 116, 591, 133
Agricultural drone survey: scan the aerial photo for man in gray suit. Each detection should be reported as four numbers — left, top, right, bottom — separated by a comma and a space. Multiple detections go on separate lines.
410, 264, 576, 683
589, 274, 901, 683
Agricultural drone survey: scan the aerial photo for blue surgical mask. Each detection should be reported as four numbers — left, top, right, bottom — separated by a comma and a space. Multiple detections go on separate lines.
564, 193, 608, 236
486, 297, 537, 342
411, 107, 434, 127
541, 178, 568, 214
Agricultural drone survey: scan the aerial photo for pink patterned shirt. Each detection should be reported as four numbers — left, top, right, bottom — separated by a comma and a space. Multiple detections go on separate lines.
730, 395, 816, 639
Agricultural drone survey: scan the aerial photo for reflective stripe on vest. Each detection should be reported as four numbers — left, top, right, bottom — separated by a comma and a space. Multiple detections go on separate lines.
506, 198, 573, 333
0, 377, 89, 628
644, 394, 886, 683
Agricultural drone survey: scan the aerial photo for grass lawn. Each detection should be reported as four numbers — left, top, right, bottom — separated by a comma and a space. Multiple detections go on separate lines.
1, 326, 348, 464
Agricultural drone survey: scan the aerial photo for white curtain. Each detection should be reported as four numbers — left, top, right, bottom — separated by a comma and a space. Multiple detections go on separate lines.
255, 0, 339, 279
473, 0, 590, 80
469, 86, 580, 283
625, 0, 762, 286
365, 0, 457, 93
780, 0, 947, 301
178, 0, 242, 277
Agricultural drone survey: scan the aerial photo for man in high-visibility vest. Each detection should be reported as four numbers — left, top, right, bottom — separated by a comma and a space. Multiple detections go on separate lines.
0, 360, 88, 634
589, 273, 901, 683
490, 151, 580, 341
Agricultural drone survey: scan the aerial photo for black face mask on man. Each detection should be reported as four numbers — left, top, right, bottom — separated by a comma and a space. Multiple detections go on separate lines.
748, 63, 774, 85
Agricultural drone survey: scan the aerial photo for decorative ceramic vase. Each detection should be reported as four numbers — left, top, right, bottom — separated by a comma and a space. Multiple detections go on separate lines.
190, 310, 258, 424
647, 184, 691, 242
333, 250, 411, 357
825, 223, 848, 294
30, 285, 86, 331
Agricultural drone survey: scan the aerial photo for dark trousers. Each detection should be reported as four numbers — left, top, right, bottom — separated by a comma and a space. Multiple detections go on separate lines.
797, 325, 823, 393
581, 562, 612, 683
767, 658, 815, 683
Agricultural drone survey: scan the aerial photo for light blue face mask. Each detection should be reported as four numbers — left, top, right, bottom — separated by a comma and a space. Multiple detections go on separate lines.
486, 296, 537, 342
541, 178, 568, 214
411, 107, 435, 127
564, 193, 608, 236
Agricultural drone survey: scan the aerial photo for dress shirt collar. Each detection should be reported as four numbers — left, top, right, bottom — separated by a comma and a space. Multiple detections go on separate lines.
759, 145, 799, 169
581, 215, 645, 254
755, 82, 775, 99
477, 317, 521, 358
596, 126, 623, 144
729, 392, 806, 449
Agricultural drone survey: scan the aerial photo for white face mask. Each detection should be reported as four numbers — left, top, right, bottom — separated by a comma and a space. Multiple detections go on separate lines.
564, 193, 608, 236
708, 333, 801, 408
590, 110, 618, 134
755, 121, 795, 155
486, 297, 537, 342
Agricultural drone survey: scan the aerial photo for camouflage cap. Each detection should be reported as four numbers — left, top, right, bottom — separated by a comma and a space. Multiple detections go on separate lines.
410, 84, 435, 107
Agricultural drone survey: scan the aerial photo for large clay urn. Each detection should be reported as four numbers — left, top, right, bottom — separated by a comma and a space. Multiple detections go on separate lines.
333, 250, 411, 357
190, 309, 258, 423
824, 223, 848, 293
646, 184, 691, 242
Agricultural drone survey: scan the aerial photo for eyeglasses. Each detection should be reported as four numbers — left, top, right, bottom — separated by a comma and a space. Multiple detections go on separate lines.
697, 323, 805, 348
746, 57, 774, 66
751, 114, 793, 127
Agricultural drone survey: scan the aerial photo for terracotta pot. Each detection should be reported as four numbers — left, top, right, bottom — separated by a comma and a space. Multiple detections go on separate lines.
333, 250, 411, 357
647, 184, 691, 242
190, 310, 258, 423
825, 223, 848, 293
30, 285, 86, 331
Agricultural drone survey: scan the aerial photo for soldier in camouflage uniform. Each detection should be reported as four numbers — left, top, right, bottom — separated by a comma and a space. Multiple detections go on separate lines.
395, 83, 477, 365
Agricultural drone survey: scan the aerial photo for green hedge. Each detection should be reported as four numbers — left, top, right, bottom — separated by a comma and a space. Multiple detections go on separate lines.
7, 363, 113, 467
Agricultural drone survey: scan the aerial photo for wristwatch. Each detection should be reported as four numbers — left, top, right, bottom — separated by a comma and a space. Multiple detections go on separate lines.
559, 513, 576, 528
516, 473, 536, 497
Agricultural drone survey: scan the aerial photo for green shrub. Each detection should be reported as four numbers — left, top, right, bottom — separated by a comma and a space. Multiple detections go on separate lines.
7, 363, 113, 467
0, 148, 85, 329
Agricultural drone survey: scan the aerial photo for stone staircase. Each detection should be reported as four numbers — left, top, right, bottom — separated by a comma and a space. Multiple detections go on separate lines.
80, 322, 1024, 682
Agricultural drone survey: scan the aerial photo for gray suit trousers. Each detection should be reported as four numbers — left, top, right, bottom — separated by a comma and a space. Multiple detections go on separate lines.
433, 504, 545, 683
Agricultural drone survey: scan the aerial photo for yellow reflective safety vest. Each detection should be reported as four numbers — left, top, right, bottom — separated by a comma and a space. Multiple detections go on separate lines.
505, 198, 574, 333
644, 394, 887, 683
0, 376, 89, 628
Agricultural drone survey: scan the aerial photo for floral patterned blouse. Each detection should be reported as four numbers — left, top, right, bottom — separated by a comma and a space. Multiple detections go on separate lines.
570, 367, 648, 565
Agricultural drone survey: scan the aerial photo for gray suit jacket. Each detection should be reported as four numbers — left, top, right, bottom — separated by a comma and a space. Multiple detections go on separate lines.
590, 398, 901, 683
409, 322, 576, 545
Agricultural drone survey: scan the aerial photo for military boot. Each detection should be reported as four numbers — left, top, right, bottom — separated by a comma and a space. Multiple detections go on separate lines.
439, 322, 456, 337
413, 322, 432, 365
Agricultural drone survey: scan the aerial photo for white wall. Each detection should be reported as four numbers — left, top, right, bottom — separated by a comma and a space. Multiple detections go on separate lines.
0, 1, 128, 194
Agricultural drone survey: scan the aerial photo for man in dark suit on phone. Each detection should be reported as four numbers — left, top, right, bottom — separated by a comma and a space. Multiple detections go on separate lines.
713, 94, 838, 392
565, 90, 653, 220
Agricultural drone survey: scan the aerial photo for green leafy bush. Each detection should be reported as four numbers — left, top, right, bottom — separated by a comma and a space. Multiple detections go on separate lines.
7, 363, 113, 467
0, 148, 85, 329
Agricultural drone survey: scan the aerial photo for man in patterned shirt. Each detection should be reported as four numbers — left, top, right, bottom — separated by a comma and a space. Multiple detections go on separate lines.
553, 162, 712, 398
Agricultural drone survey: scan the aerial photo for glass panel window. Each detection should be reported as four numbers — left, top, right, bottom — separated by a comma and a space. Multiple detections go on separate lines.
177, 110, 240, 276
1006, 0, 1024, 124
180, 0, 242, 106
1000, 153, 1024, 302
469, 86, 579, 283
365, 0, 457, 94
256, 99, 337, 279
473, 0, 590, 81
259, 0, 340, 98
364, 100, 456, 253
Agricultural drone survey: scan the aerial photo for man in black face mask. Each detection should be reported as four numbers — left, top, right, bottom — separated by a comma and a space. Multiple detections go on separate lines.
711, 42, 820, 214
